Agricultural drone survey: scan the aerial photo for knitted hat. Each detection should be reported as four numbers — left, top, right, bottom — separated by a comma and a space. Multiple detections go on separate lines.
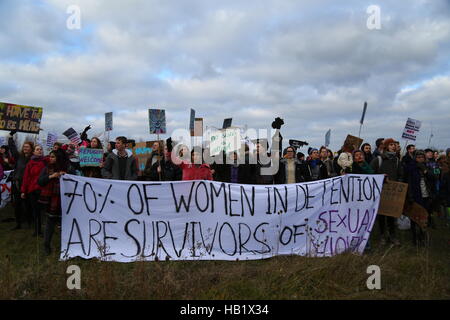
383, 138, 396, 149
415, 150, 426, 158
308, 147, 318, 155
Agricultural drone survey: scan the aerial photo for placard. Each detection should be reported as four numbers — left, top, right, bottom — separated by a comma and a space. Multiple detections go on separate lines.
377, 181, 408, 218
0, 102, 43, 133
79, 148, 104, 167
149, 109, 166, 134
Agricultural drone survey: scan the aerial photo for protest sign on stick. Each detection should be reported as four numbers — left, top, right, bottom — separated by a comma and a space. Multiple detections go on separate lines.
149, 109, 166, 134
63, 128, 81, 145
344, 134, 363, 151
210, 128, 241, 156
194, 118, 203, 137
189, 109, 195, 136
401, 118, 421, 141
0, 102, 43, 134
105, 112, 113, 132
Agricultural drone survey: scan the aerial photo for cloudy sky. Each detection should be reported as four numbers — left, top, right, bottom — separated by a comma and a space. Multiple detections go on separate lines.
1, 0, 449, 151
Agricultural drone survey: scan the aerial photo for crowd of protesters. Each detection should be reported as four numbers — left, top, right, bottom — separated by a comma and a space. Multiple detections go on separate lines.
1, 125, 450, 255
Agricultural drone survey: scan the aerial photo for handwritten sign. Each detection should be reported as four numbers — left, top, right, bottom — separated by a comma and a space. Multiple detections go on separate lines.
210, 128, 241, 156
46, 132, 58, 149
132, 141, 164, 171
0, 171, 13, 209
0, 102, 43, 133
377, 181, 408, 218
79, 148, 104, 167
63, 128, 81, 145
60, 174, 385, 262
404, 202, 428, 229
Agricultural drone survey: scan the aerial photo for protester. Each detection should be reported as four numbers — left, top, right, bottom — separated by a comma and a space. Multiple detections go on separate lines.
306, 148, 328, 181
146, 139, 182, 182
361, 143, 374, 165
21, 145, 48, 236
440, 161, 450, 225
80, 137, 103, 178
0, 145, 14, 171
320, 146, 336, 178
370, 138, 403, 245
337, 143, 354, 174
405, 150, 436, 246
38, 149, 74, 254
297, 151, 306, 164
351, 150, 374, 174
214, 151, 255, 184
401, 144, 416, 168
52, 142, 63, 152
102, 136, 138, 181
143, 141, 163, 180
372, 138, 385, 158
179, 148, 213, 181
8, 132, 34, 230
254, 141, 275, 184
276, 146, 311, 184
64, 143, 81, 174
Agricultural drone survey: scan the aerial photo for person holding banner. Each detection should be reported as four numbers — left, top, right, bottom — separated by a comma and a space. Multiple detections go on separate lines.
8, 133, 34, 230
276, 147, 311, 184
102, 136, 138, 181
179, 147, 213, 181
306, 148, 328, 181
351, 150, 375, 174
21, 145, 48, 236
38, 149, 73, 255
370, 138, 404, 246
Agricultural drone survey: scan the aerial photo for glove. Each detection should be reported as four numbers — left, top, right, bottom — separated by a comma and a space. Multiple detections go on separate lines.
9, 130, 17, 137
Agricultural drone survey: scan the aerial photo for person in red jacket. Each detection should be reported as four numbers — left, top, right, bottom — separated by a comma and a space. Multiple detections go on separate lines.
179, 148, 213, 181
21, 145, 48, 236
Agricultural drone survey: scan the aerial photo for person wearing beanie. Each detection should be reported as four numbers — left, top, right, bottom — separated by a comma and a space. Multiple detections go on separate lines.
370, 138, 403, 246
306, 148, 328, 181
405, 150, 436, 245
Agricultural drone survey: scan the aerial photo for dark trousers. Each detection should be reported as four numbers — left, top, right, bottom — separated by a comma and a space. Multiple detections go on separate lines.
12, 184, 32, 228
377, 215, 396, 240
44, 215, 60, 250
27, 191, 42, 235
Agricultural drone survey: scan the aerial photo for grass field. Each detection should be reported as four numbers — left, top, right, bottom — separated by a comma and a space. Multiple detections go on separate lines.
0, 204, 449, 300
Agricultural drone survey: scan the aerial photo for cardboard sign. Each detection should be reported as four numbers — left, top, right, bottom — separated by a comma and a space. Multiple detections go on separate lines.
149, 109, 166, 134
105, 112, 113, 132
194, 118, 203, 137
344, 134, 363, 151
79, 148, 104, 167
402, 118, 421, 141
325, 129, 331, 147
377, 181, 408, 218
404, 202, 428, 229
132, 141, 164, 171
0, 102, 43, 133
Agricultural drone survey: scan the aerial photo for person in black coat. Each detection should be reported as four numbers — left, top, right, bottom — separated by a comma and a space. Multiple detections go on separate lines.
215, 151, 255, 184
147, 142, 182, 181
276, 147, 311, 184
306, 148, 329, 181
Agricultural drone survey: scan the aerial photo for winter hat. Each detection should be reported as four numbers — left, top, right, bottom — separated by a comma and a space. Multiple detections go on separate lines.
308, 148, 318, 155
383, 138, 396, 149
414, 150, 426, 158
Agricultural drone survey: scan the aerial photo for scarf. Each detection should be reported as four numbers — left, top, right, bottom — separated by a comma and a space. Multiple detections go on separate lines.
309, 159, 320, 169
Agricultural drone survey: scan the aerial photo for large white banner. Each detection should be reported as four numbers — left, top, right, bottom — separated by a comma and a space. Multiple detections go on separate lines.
60, 174, 385, 262
0, 171, 13, 209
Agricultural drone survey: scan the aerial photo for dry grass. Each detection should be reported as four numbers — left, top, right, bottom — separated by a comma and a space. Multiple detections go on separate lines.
1, 205, 449, 300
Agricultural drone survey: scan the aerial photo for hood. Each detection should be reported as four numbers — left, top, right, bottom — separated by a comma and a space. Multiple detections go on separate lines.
113, 149, 133, 157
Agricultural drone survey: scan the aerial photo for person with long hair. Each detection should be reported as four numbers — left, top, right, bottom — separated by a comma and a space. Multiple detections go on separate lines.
8, 131, 34, 230
21, 145, 48, 236
38, 149, 73, 254
81, 137, 104, 178
0, 145, 15, 171
178, 147, 213, 181
276, 146, 311, 184
337, 142, 354, 175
